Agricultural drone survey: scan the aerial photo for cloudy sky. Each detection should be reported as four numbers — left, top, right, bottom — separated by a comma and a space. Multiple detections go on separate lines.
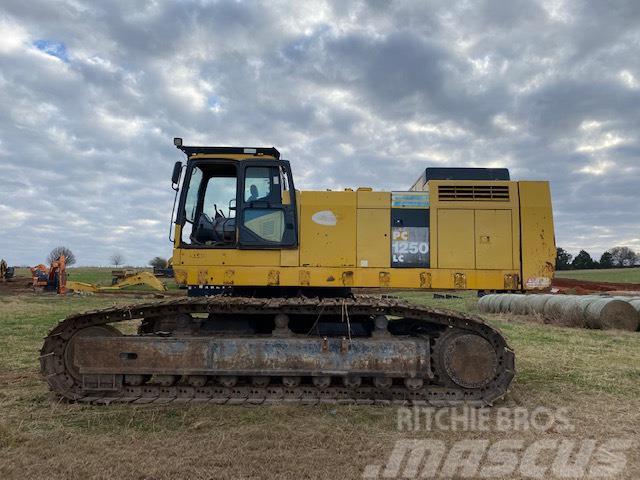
1, 0, 639, 266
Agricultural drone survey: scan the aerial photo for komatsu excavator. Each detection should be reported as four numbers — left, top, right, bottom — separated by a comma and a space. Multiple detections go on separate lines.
40, 138, 556, 406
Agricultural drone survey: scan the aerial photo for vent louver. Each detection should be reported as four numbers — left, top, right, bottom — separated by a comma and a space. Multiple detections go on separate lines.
438, 185, 510, 201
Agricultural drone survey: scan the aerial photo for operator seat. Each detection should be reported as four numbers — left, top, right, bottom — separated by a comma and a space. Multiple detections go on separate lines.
192, 213, 236, 244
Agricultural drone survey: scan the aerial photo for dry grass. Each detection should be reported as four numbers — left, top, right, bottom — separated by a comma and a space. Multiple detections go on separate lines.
0, 292, 638, 479
396, 289, 480, 313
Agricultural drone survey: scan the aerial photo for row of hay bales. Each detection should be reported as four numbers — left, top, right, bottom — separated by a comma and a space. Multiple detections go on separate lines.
478, 294, 640, 331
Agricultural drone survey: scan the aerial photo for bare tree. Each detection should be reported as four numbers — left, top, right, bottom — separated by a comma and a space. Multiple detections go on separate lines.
47, 246, 76, 266
110, 253, 125, 267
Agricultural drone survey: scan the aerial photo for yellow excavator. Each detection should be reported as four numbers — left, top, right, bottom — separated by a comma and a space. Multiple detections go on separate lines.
40, 138, 555, 406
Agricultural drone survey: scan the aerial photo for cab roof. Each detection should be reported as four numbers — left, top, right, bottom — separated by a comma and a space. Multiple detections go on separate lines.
176, 144, 280, 159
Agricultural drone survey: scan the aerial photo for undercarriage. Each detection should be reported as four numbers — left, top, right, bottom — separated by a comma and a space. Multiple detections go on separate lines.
40, 295, 515, 406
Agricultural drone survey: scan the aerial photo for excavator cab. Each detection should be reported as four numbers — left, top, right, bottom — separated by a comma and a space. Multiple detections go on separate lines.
172, 139, 298, 249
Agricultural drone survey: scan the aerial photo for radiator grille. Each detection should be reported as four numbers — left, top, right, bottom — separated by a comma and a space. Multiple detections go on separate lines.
438, 185, 510, 201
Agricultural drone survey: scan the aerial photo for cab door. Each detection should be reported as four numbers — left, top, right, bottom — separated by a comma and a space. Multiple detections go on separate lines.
237, 160, 298, 248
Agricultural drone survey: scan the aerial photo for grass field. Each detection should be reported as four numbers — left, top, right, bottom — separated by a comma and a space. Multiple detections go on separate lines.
555, 267, 640, 284
1, 287, 638, 479
15, 267, 125, 285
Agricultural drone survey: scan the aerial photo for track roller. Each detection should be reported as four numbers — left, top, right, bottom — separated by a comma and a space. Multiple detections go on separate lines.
342, 376, 362, 388
251, 376, 270, 387
404, 378, 424, 391
124, 374, 150, 386
155, 375, 178, 387
373, 377, 393, 389
282, 376, 301, 387
218, 376, 238, 388
187, 375, 208, 387
312, 376, 331, 389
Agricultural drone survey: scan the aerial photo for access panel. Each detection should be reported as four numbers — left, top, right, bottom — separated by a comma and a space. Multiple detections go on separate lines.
437, 209, 475, 269
357, 209, 390, 268
475, 210, 513, 269
299, 191, 357, 267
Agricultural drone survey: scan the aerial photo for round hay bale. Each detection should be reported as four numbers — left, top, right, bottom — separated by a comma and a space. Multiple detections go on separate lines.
487, 294, 505, 313
583, 298, 639, 331
628, 299, 640, 313
572, 296, 612, 325
525, 294, 554, 315
509, 295, 532, 315
625, 300, 640, 331
543, 296, 570, 324
496, 294, 517, 313
481, 294, 505, 313
557, 296, 590, 328
477, 295, 494, 313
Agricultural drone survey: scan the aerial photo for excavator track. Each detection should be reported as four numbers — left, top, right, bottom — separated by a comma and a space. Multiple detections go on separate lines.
40, 296, 515, 406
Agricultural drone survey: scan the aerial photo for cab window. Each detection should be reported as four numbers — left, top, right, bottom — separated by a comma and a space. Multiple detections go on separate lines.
181, 164, 237, 246
184, 166, 203, 223
244, 167, 280, 203
203, 176, 236, 219
243, 209, 285, 243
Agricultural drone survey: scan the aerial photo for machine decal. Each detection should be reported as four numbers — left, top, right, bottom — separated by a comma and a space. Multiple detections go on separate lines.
525, 277, 552, 288
391, 207, 430, 268
392, 227, 429, 267
312, 210, 337, 226
391, 192, 430, 209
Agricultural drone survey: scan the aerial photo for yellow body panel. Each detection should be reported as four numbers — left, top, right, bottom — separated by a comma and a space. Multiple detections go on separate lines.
429, 181, 521, 270
474, 210, 513, 269
299, 191, 357, 267
280, 248, 299, 267
357, 209, 390, 268
518, 182, 556, 289
437, 210, 475, 269
174, 177, 555, 292
175, 265, 519, 290
180, 248, 280, 267
357, 190, 390, 209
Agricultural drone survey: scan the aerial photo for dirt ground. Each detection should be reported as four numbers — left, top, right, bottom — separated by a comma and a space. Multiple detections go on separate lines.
0, 277, 34, 295
0, 284, 638, 479
553, 276, 640, 294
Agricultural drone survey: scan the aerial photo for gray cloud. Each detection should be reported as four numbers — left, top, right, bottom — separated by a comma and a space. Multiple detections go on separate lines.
0, 0, 639, 266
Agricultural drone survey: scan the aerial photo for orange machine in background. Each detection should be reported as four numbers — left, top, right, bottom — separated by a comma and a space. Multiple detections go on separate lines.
31, 256, 67, 294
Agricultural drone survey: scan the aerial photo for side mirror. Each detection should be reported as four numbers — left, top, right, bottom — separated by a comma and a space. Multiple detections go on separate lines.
229, 199, 236, 210
171, 161, 182, 186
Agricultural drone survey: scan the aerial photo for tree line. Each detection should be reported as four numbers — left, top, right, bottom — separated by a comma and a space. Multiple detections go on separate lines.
556, 246, 639, 270
45, 246, 127, 267
44, 247, 169, 269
